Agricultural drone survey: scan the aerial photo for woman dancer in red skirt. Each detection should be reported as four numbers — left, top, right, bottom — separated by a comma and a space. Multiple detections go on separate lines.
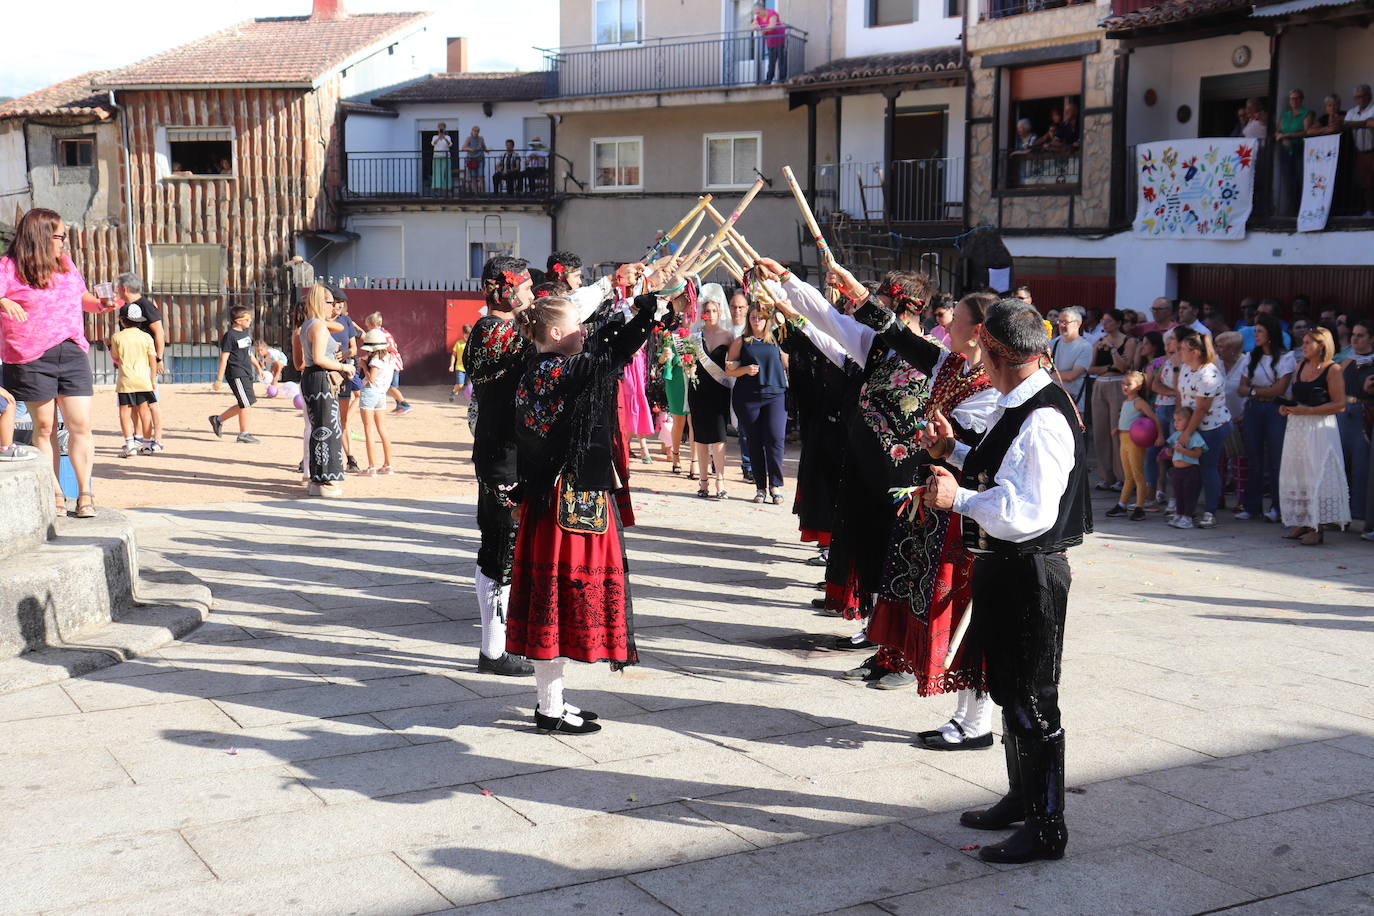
507, 274, 678, 734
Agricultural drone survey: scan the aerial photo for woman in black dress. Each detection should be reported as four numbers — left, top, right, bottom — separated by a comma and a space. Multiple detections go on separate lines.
688, 288, 735, 499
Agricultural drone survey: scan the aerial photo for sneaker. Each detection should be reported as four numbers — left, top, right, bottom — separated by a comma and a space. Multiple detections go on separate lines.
1197, 512, 1216, 528
742, 468, 754, 484
208, 415, 224, 437
1175, 515, 1196, 529
236, 433, 261, 444
875, 670, 916, 690
0, 444, 36, 461
841, 654, 885, 681
1360, 530, 1374, 542
346, 455, 360, 472
140, 440, 164, 454
1264, 507, 1280, 523
1129, 507, 1146, 521
1166, 498, 1177, 514
1141, 501, 1163, 512
119, 443, 139, 458
1105, 504, 1128, 518
391, 403, 412, 414
1233, 510, 1253, 520
1167, 515, 1182, 528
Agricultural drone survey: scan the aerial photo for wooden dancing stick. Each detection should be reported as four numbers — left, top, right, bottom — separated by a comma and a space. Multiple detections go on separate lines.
694, 179, 765, 269
704, 202, 760, 264
716, 246, 746, 280
942, 603, 974, 670
781, 165, 835, 268
640, 194, 714, 264
669, 232, 709, 281
671, 209, 709, 266
695, 252, 725, 279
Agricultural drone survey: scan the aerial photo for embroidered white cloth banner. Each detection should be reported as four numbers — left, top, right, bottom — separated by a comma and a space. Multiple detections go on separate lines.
1133, 139, 1257, 240
1297, 134, 1341, 233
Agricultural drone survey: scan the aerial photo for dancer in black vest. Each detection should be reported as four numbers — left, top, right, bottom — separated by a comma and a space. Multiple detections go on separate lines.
922, 297, 1091, 864
466, 256, 538, 678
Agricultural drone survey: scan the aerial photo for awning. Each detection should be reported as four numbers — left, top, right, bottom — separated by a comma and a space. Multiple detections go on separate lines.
1253, 0, 1362, 15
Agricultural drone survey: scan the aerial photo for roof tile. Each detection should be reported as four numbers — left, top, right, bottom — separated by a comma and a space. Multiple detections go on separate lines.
0, 71, 111, 120
789, 47, 966, 88
97, 13, 430, 87
374, 71, 550, 104
1101, 0, 1253, 33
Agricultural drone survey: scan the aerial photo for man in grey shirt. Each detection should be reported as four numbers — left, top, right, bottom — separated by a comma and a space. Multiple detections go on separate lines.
1049, 307, 1093, 408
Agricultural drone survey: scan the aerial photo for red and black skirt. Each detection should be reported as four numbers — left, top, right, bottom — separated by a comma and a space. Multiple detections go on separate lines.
507, 487, 639, 669
865, 510, 983, 696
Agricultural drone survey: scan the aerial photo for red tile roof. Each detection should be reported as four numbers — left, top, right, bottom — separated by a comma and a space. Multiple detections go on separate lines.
97, 12, 431, 88
374, 71, 550, 104
788, 47, 966, 89
0, 71, 112, 120
1101, 0, 1253, 34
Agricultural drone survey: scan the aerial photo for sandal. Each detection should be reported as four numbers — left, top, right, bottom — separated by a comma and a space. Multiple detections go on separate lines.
697, 486, 711, 498
73, 493, 96, 519
715, 489, 728, 500
687, 470, 698, 480
379, 465, 393, 476
753, 490, 766, 504
1282, 526, 1312, 540
770, 489, 785, 506
672, 464, 682, 474
1299, 530, 1324, 546
55, 492, 67, 514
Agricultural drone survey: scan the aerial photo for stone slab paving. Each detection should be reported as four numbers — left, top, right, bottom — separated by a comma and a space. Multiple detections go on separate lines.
0, 487, 1371, 915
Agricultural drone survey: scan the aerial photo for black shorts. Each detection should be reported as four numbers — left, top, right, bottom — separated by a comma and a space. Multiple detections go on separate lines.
1, 339, 94, 401
226, 375, 257, 409
118, 391, 156, 407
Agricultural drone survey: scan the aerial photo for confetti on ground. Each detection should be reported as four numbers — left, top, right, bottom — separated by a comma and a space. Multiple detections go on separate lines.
480, 789, 492, 796
226, 748, 239, 756
959, 844, 982, 851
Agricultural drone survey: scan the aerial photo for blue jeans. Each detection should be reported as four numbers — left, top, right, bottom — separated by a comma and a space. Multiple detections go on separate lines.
1338, 403, 1369, 520
1198, 422, 1232, 514
1145, 404, 1173, 493
1242, 401, 1285, 515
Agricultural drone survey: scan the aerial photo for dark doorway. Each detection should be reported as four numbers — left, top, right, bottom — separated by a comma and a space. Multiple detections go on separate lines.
1199, 71, 1269, 138
890, 108, 947, 221
419, 130, 458, 192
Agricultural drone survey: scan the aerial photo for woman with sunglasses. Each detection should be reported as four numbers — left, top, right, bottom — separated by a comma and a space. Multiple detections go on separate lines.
0, 208, 114, 518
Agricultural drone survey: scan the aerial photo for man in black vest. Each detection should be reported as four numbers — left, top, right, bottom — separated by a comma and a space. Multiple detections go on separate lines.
922, 297, 1090, 864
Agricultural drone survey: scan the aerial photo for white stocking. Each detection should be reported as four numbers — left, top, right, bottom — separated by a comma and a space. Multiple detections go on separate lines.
963, 691, 995, 737
475, 569, 507, 660
938, 688, 974, 741
534, 659, 582, 725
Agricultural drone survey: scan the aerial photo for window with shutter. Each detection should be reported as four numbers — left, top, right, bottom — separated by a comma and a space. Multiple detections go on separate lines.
160, 126, 235, 178
148, 244, 224, 292
1002, 60, 1084, 189
704, 132, 761, 189
870, 0, 916, 26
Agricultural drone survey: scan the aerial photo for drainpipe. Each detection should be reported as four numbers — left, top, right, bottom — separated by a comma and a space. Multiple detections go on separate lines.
548, 113, 559, 254
109, 90, 138, 276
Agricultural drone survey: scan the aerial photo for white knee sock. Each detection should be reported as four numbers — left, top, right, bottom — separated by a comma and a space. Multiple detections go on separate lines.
963, 691, 995, 737
938, 688, 973, 740
475, 569, 507, 660
534, 659, 582, 725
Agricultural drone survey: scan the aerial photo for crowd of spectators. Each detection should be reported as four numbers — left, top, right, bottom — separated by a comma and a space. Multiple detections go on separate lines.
1235, 83, 1374, 218
1021, 291, 1373, 543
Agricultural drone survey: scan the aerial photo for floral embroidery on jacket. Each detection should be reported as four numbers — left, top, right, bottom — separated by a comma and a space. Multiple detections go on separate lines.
467, 316, 527, 385
859, 350, 931, 465
515, 354, 569, 438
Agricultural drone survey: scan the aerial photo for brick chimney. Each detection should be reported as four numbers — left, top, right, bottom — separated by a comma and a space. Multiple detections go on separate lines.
312, 0, 347, 21
447, 37, 469, 74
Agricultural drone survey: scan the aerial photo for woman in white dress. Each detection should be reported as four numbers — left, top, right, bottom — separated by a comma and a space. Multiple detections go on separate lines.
430, 124, 453, 192
1279, 327, 1350, 546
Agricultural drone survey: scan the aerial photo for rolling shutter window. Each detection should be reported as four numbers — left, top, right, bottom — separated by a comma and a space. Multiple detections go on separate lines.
166, 127, 234, 143
1199, 71, 1270, 102
1010, 60, 1082, 101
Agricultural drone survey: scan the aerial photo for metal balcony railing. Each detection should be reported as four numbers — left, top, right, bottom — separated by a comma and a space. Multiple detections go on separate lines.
978, 0, 1092, 21
1002, 150, 1082, 188
539, 26, 808, 98
815, 158, 965, 223
341, 149, 560, 201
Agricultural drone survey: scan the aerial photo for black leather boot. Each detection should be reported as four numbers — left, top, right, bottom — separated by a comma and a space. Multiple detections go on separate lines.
960, 716, 1025, 829
979, 730, 1067, 864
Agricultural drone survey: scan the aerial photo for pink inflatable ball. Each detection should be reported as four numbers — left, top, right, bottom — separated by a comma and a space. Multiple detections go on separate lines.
266, 385, 279, 398
292, 394, 306, 410
1129, 416, 1157, 449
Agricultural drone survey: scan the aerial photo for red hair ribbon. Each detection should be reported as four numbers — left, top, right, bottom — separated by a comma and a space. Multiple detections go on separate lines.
501, 269, 529, 287
550, 262, 567, 276
533, 288, 554, 299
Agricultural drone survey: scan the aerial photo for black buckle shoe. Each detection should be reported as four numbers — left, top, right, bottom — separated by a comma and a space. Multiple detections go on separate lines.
921, 730, 994, 751
476, 652, 535, 677
831, 636, 877, 651
534, 709, 602, 734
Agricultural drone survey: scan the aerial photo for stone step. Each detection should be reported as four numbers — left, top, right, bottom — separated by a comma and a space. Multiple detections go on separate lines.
0, 549, 211, 693
0, 461, 57, 561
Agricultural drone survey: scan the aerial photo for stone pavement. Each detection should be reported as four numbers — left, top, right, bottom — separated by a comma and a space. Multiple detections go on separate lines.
1, 484, 1372, 915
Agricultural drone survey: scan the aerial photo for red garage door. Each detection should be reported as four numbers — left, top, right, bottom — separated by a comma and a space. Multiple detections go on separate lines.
1013, 257, 1116, 312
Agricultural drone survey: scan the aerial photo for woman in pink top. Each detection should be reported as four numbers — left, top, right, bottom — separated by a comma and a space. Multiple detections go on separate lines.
0, 208, 112, 518
751, 2, 787, 83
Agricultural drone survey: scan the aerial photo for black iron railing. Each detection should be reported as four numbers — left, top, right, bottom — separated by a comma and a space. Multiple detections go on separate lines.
1002, 150, 1081, 188
342, 149, 557, 200
978, 0, 1092, 20
540, 26, 808, 98
815, 158, 965, 222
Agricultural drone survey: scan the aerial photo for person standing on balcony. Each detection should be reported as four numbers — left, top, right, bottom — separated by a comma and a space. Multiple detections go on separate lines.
1241, 98, 1269, 142
430, 123, 453, 193
1345, 84, 1374, 217
1275, 90, 1315, 216
462, 125, 488, 193
751, 2, 787, 84
522, 138, 548, 194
